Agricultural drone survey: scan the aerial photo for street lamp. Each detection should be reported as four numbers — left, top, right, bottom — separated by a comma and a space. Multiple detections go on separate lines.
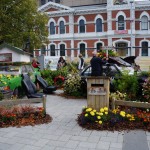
130, 0, 134, 56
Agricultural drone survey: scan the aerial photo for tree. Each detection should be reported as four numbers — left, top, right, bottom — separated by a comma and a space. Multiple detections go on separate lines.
0, 0, 48, 53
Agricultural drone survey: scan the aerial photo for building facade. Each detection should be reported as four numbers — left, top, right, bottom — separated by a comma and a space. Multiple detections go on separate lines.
35, 0, 150, 60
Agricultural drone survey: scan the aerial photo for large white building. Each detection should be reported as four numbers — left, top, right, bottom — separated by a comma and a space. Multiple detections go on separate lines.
35, 0, 150, 69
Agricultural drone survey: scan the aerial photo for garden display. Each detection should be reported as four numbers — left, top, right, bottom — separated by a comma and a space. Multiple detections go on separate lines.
0, 62, 41, 99
77, 106, 150, 131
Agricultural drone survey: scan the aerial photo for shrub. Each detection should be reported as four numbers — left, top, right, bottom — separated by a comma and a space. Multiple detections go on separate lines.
63, 74, 84, 97
142, 77, 150, 103
113, 71, 139, 100
109, 91, 127, 101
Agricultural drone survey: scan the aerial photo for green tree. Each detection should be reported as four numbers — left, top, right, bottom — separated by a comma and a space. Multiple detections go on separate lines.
0, 0, 48, 53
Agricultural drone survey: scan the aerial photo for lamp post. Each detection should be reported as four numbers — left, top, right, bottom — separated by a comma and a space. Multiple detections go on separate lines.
130, 0, 134, 56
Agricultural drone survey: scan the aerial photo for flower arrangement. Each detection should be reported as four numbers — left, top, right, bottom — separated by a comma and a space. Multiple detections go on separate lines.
77, 106, 150, 131
97, 50, 118, 59
0, 105, 52, 128
63, 74, 83, 97
54, 75, 65, 87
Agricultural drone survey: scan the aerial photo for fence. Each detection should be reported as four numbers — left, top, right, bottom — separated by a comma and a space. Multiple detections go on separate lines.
33, 46, 150, 58
0, 95, 47, 113
111, 99, 150, 110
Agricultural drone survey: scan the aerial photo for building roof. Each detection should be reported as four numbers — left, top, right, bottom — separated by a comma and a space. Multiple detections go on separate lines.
0, 43, 31, 56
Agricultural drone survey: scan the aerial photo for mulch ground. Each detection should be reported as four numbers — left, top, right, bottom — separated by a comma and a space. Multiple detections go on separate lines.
77, 114, 150, 132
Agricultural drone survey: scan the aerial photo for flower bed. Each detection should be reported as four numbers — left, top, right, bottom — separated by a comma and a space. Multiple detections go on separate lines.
77, 106, 150, 131
0, 105, 52, 128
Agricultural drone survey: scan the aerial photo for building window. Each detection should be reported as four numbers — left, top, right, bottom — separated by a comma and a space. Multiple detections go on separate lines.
50, 22, 55, 35
50, 45, 55, 56
118, 15, 125, 30
96, 18, 102, 32
142, 41, 148, 56
115, 42, 128, 56
80, 43, 85, 57
79, 20, 85, 33
96, 43, 103, 52
41, 0, 46, 5
60, 44, 65, 56
141, 16, 148, 30
48, 0, 53, 1
59, 21, 65, 34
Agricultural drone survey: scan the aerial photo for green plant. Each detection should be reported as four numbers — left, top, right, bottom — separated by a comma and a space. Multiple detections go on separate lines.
142, 77, 150, 103
45, 78, 54, 86
40, 63, 79, 87
113, 71, 139, 100
110, 91, 127, 101
63, 74, 83, 97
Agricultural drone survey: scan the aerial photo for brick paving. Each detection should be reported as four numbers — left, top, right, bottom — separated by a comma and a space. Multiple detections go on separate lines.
0, 90, 149, 150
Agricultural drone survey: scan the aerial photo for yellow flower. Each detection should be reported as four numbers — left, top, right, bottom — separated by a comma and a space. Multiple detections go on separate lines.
126, 114, 131, 118
99, 121, 102, 124
105, 112, 108, 115
86, 108, 92, 112
104, 107, 108, 111
93, 109, 96, 112
129, 117, 135, 121
97, 116, 101, 119
90, 111, 95, 116
99, 113, 103, 116
85, 114, 88, 117
120, 111, 126, 117
100, 108, 104, 113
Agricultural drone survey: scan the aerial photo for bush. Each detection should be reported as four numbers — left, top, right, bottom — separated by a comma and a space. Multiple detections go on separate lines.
63, 74, 85, 97
142, 77, 150, 103
113, 71, 139, 100
40, 64, 77, 86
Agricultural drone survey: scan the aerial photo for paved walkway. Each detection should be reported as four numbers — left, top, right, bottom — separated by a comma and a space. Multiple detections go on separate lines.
0, 90, 149, 150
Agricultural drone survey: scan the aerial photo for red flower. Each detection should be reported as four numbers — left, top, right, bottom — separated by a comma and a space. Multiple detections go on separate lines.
54, 76, 65, 87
